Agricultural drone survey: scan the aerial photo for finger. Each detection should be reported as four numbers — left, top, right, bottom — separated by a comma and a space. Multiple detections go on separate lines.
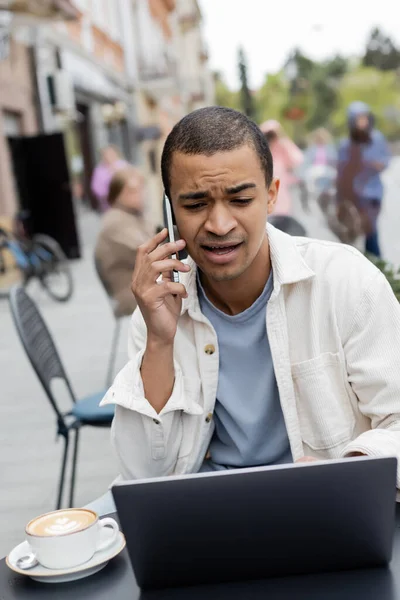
145, 280, 187, 300
156, 281, 188, 299
140, 228, 169, 254
152, 259, 190, 275
149, 239, 186, 262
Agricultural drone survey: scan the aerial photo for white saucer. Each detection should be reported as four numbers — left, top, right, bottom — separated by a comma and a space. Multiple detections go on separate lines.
6, 530, 126, 584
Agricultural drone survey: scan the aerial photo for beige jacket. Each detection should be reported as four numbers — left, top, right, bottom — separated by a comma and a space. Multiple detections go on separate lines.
95, 207, 153, 317
102, 225, 400, 486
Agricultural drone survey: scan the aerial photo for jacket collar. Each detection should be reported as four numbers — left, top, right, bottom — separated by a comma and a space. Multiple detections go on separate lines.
181, 224, 315, 316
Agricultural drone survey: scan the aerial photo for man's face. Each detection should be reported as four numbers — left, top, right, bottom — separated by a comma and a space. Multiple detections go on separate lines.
355, 114, 369, 131
351, 113, 371, 143
169, 145, 279, 282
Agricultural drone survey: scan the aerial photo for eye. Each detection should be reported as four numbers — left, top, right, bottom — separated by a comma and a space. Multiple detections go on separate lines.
231, 198, 253, 205
184, 203, 207, 211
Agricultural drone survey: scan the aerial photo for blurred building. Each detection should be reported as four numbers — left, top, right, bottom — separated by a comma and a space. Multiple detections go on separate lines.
0, 0, 139, 221
33, 0, 138, 209
175, 0, 214, 113
133, 0, 214, 225
0, 0, 215, 227
0, 1, 78, 220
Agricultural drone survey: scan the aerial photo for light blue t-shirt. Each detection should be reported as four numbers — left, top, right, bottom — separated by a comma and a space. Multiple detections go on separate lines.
197, 271, 292, 472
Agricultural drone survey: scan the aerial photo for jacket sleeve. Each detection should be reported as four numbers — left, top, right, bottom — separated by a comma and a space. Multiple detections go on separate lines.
375, 135, 391, 170
101, 309, 202, 480
341, 269, 400, 486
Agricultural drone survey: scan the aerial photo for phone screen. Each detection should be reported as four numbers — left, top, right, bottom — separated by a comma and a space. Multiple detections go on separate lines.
163, 193, 180, 284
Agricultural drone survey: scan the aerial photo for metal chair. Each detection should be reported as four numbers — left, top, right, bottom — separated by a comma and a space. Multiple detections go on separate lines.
94, 258, 124, 389
269, 215, 307, 237
8, 286, 114, 510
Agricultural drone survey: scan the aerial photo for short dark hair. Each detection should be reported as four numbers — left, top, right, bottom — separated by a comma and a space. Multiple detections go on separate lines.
161, 106, 273, 198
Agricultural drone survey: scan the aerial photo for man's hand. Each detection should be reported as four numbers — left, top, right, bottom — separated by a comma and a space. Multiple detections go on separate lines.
131, 228, 190, 346
132, 229, 190, 414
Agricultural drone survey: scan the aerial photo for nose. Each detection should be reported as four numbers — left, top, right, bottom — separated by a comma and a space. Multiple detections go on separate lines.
204, 203, 237, 237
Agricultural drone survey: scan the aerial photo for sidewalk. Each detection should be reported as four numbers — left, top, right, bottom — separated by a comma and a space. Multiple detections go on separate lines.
0, 210, 129, 557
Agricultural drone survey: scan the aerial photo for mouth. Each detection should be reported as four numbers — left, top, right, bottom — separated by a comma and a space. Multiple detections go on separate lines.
200, 242, 243, 264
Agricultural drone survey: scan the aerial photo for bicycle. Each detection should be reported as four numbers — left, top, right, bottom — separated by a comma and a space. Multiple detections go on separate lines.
0, 227, 74, 302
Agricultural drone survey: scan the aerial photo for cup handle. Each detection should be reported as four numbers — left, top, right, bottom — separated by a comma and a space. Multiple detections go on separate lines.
96, 518, 119, 553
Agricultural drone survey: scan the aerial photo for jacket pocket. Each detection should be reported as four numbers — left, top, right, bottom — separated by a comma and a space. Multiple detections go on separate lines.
291, 352, 355, 451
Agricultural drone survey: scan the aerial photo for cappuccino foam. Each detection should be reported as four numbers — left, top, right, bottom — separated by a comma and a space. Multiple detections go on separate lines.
27, 509, 96, 537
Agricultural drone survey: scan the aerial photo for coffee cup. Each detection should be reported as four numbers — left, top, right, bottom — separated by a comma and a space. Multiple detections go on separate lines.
25, 508, 119, 570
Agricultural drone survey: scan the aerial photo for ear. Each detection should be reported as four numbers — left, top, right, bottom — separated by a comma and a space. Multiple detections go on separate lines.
267, 178, 280, 215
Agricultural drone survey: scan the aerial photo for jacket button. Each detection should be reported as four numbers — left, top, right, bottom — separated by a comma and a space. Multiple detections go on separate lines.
204, 344, 215, 355
153, 419, 160, 425
205, 413, 213, 423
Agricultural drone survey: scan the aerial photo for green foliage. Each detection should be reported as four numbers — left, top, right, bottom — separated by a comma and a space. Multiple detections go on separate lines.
306, 55, 348, 130
367, 255, 400, 301
257, 72, 289, 123
254, 50, 348, 140
331, 66, 400, 138
363, 27, 400, 71
215, 27, 400, 142
214, 73, 240, 111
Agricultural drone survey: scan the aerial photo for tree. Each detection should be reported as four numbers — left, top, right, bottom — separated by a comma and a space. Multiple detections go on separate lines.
214, 72, 240, 111
306, 55, 348, 130
238, 47, 256, 120
214, 73, 240, 110
363, 27, 400, 71
256, 72, 289, 124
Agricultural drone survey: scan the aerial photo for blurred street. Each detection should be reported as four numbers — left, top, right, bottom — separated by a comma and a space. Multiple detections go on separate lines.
0, 156, 399, 556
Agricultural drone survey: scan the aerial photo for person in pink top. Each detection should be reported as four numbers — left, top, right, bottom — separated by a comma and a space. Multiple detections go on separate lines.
91, 145, 128, 212
259, 120, 303, 216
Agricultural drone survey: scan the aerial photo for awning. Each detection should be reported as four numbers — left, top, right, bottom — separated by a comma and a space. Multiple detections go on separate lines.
0, 0, 79, 20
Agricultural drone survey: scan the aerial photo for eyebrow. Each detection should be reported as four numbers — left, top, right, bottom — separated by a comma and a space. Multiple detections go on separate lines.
178, 182, 256, 201
178, 190, 209, 201
225, 182, 256, 194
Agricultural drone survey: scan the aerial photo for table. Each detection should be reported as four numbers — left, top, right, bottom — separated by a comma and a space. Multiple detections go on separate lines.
1, 507, 400, 600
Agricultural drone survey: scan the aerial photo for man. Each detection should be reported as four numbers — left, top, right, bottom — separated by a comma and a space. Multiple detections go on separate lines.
337, 102, 391, 257
102, 107, 400, 486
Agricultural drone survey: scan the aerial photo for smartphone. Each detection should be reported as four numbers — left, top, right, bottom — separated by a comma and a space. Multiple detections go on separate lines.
163, 193, 180, 284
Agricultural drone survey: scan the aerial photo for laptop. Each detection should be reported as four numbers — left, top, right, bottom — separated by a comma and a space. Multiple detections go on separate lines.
112, 457, 397, 590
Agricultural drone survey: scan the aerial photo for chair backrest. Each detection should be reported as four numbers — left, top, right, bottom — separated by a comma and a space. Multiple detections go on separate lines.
269, 215, 307, 237
94, 256, 121, 318
94, 256, 113, 299
8, 286, 74, 422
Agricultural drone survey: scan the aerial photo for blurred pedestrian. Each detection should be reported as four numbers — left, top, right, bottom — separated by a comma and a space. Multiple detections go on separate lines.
95, 167, 154, 317
303, 128, 337, 196
260, 120, 303, 216
337, 102, 391, 257
91, 145, 128, 213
